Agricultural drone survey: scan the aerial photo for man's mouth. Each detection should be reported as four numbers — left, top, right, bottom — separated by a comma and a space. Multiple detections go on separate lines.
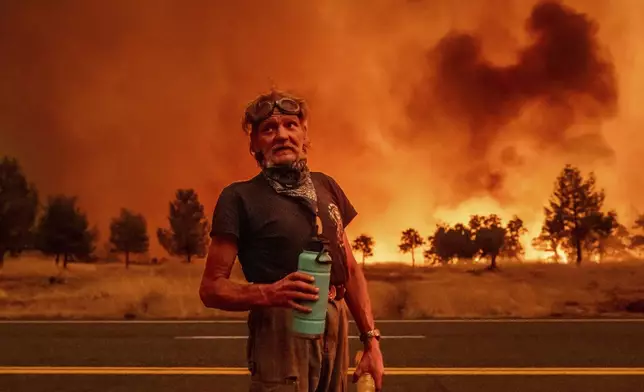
273, 146, 294, 153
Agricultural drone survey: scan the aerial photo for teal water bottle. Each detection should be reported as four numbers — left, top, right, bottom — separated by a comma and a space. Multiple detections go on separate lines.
292, 237, 332, 338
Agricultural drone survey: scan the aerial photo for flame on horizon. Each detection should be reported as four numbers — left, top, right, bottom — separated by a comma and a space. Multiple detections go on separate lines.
1, 0, 643, 265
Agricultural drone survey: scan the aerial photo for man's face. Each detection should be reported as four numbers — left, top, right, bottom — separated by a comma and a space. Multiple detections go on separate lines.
252, 113, 307, 167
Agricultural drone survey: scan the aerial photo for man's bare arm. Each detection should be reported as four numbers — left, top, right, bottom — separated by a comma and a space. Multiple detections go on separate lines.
199, 234, 271, 311
342, 231, 379, 349
199, 234, 320, 312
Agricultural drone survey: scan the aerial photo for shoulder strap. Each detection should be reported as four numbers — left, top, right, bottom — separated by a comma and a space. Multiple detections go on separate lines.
310, 173, 324, 237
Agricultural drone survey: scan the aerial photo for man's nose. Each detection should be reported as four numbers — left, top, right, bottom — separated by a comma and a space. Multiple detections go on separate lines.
275, 125, 289, 139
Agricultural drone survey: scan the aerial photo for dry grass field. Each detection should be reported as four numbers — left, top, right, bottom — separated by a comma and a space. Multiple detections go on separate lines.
1, 254, 644, 319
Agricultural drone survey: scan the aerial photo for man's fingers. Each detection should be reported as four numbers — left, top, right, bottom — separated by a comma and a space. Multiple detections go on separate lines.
286, 280, 320, 294
352, 366, 363, 383
287, 271, 315, 283
374, 372, 384, 391
353, 359, 371, 383
285, 290, 319, 302
288, 300, 312, 313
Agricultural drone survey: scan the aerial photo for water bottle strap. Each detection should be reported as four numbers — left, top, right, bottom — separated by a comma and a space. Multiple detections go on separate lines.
311, 177, 323, 238
314, 213, 323, 236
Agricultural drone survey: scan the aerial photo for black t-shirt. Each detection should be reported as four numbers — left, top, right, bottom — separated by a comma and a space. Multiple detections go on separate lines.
209, 171, 358, 286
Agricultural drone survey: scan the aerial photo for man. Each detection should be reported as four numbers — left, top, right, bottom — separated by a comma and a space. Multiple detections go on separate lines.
199, 89, 384, 392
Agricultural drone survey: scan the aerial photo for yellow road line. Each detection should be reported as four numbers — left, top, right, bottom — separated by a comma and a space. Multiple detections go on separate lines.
2, 367, 644, 376
2, 318, 644, 324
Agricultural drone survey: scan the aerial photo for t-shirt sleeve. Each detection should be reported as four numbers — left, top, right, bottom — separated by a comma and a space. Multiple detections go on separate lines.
324, 175, 358, 228
209, 184, 243, 241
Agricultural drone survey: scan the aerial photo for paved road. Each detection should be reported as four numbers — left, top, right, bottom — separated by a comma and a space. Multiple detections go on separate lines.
1, 319, 644, 391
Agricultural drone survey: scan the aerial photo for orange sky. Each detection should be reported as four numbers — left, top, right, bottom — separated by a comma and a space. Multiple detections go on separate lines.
1, 0, 642, 263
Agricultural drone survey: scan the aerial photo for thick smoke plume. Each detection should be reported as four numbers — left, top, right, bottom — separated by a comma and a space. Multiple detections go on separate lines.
409, 0, 618, 200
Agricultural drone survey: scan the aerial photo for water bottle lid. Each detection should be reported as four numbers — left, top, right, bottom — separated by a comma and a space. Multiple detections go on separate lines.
305, 235, 329, 252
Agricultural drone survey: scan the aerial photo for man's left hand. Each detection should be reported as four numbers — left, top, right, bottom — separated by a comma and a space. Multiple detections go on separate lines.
352, 343, 384, 391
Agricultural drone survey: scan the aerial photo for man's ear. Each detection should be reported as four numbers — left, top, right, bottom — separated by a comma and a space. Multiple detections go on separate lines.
301, 119, 310, 143
302, 132, 312, 156
249, 129, 259, 151
248, 134, 260, 161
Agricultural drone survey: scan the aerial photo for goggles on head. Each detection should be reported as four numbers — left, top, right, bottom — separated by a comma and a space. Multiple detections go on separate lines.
244, 96, 303, 131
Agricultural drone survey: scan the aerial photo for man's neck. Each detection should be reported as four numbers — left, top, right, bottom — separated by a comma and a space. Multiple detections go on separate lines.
261, 158, 310, 188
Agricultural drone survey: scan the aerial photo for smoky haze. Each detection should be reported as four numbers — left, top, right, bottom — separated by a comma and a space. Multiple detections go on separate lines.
409, 0, 618, 200
1, 0, 642, 260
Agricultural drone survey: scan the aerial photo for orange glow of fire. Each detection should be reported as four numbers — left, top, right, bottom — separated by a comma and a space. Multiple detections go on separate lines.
355, 196, 568, 265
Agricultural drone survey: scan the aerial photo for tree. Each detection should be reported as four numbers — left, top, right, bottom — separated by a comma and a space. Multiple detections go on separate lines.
472, 214, 506, 270
398, 228, 425, 267
536, 164, 617, 265
423, 223, 476, 264
0, 156, 39, 269
594, 221, 629, 260
532, 203, 567, 262
425, 224, 453, 265
450, 223, 478, 260
584, 210, 619, 261
351, 234, 375, 266
425, 215, 527, 269
157, 189, 209, 263
629, 214, 644, 256
109, 208, 149, 268
34, 195, 97, 268
501, 216, 528, 261
425, 222, 478, 265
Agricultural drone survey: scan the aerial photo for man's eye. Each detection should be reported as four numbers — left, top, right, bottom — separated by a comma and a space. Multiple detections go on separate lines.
261, 124, 276, 133
286, 121, 298, 128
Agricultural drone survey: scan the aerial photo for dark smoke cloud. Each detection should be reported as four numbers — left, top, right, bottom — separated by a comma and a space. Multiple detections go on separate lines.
409, 0, 618, 201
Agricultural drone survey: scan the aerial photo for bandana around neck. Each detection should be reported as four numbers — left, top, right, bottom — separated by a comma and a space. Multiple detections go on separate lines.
262, 158, 318, 213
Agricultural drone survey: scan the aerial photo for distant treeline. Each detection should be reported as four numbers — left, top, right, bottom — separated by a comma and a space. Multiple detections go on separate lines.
352, 164, 644, 268
1, 156, 643, 270
0, 156, 209, 268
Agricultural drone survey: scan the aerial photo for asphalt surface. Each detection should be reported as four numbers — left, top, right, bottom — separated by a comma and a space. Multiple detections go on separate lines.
1, 319, 644, 391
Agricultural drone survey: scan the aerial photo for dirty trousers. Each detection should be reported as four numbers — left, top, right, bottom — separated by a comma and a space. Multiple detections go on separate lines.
246, 298, 349, 392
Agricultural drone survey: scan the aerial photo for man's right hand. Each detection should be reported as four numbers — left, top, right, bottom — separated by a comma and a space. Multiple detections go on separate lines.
263, 271, 320, 313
